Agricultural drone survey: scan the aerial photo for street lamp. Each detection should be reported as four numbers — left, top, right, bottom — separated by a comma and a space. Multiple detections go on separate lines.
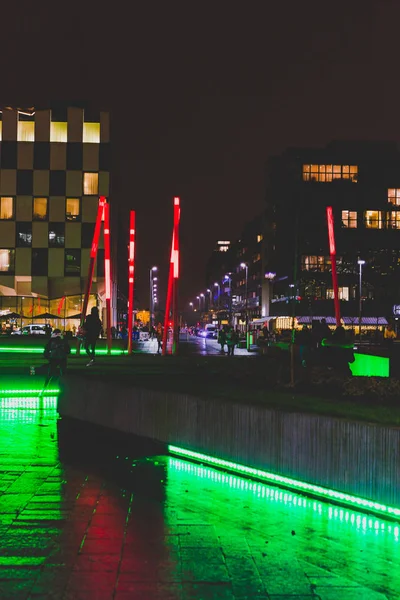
240, 263, 249, 334
200, 293, 205, 311
358, 259, 365, 341
224, 274, 232, 324
149, 266, 157, 331
206, 288, 212, 309
189, 302, 193, 309
214, 283, 220, 308
196, 295, 201, 310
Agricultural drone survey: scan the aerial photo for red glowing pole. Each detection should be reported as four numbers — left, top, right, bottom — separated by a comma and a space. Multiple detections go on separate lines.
326, 206, 341, 327
104, 202, 112, 354
172, 197, 180, 355
81, 196, 106, 329
127, 211, 136, 355
162, 197, 180, 355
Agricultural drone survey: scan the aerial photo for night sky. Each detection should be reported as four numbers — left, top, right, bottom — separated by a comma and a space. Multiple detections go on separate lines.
2, 2, 399, 306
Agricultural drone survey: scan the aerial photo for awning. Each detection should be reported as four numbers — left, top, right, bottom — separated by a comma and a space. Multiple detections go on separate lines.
342, 317, 388, 326
251, 316, 277, 325
297, 316, 337, 325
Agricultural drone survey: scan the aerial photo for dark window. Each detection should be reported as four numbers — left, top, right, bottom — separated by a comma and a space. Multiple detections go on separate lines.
33, 142, 50, 169
33, 197, 48, 221
17, 170, 33, 195
0, 249, 15, 274
66, 143, 83, 170
84, 108, 100, 122
16, 222, 32, 247
32, 249, 48, 276
1, 142, 17, 169
48, 222, 65, 247
51, 107, 68, 121
65, 249, 81, 276
49, 171, 66, 195
97, 249, 105, 277
81, 223, 95, 247
99, 143, 111, 171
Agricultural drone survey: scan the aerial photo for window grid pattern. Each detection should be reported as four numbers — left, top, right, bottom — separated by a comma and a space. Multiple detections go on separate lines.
302, 164, 358, 182
301, 255, 332, 272
388, 189, 400, 205
342, 210, 357, 228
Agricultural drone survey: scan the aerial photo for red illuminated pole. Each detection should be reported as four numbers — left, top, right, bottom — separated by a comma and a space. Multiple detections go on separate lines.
77, 196, 106, 355
104, 202, 112, 354
162, 197, 180, 355
81, 196, 106, 329
127, 211, 135, 355
326, 206, 341, 327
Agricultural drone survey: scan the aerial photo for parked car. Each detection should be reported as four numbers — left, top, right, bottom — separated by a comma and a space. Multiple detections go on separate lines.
200, 325, 218, 339
11, 324, 47, 336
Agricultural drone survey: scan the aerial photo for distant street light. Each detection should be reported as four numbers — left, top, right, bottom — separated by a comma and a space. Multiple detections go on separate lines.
240, 263, 249, 347
214, 283, 220, 308
358, 259, 366, 341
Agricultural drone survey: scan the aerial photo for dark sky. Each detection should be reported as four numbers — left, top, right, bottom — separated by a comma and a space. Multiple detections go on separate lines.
2, 1, 399, 306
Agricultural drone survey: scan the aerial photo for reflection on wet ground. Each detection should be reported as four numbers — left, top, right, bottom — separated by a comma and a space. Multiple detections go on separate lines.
0, 397, 398, 599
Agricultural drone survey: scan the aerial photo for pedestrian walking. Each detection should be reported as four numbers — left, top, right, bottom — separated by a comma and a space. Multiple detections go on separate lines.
83, 306, 102, 366
156, 323, 163, 354
217, 328, 226, 354
226, 326, 238, 356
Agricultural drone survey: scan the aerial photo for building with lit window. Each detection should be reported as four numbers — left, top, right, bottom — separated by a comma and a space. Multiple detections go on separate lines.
264, 140, 400, 326
0, 104, 112, 332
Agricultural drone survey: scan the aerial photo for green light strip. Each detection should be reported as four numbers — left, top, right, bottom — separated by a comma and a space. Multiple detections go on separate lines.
168, 445, 400, 520
0, 389, 59, 396
0, 347, 125, 355
169, 458, 400, 540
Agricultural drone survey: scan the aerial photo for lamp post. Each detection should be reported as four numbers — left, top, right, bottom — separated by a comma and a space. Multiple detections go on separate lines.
200, 293, 205, 311
224, 274, 232, 324
206, 288, 212, 310
240, 263, 248, 339
214, 283, 220, 308
358, 259, 365, 341
149, 266, 157, 331
196, 295, 201, 310
189, 302, 193, 310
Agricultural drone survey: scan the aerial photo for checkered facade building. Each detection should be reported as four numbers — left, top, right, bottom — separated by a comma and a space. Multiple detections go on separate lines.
0, 106, 111, 306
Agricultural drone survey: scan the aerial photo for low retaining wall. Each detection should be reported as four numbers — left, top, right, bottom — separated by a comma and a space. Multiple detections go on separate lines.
58, 375, 400, 507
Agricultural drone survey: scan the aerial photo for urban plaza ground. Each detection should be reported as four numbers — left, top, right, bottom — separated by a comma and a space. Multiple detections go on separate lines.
0, 335, 399, 598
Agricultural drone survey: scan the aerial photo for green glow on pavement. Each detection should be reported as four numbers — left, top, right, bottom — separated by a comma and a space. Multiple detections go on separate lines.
169, 457, 400, 540
168, 445, 400, 520
0, 346, 125, 355
0, 397, 57, 409
351, 353, 389, 377
0, 388, 60, 396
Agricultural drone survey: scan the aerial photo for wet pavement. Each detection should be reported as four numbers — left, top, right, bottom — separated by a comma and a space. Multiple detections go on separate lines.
0, 396, 399, 599
136, 335, 256, 357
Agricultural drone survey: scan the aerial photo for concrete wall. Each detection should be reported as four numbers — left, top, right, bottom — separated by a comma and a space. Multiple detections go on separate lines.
58, 376, 400, 507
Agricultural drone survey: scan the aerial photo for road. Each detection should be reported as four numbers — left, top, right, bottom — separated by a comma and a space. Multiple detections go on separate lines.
0, 396, 398, 599
137, 334, 256, 357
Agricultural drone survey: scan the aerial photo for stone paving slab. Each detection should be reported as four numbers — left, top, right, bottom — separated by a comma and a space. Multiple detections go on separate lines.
0, 399, 398, 599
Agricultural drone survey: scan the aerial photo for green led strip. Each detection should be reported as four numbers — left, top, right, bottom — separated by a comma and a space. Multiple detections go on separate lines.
168, 445, 400, 520
0, 347, 125, 355
0, 389, 60, 396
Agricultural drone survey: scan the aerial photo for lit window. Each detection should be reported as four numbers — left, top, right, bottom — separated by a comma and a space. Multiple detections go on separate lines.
0, 249, 15, 273
257, 234, 263, 243
0, 197, 14, 220
50, 122, 67, 143
389, 211, 400, 229
303, 164, 358, 183
17, 120, 35, 142
66, 198, 80, 222
364, 210, 383, 229
388, 189, 400, 205
326, 287, 349, 301
301, 255, 331, 271
83, 122, 100, 143
48, 222, 65, 247
83, 173, 99, 195
342, 210, 357, 228
16, 222, 32, 247
253, 253, 261, 263
33, 198, 48, 221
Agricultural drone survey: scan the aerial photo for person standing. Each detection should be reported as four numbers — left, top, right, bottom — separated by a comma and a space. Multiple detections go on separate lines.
226, 326, 238, 356
84, 306, 102, 366
44, 328, 70, 379
217, 328, 226, 354
156, 323, 163, 354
